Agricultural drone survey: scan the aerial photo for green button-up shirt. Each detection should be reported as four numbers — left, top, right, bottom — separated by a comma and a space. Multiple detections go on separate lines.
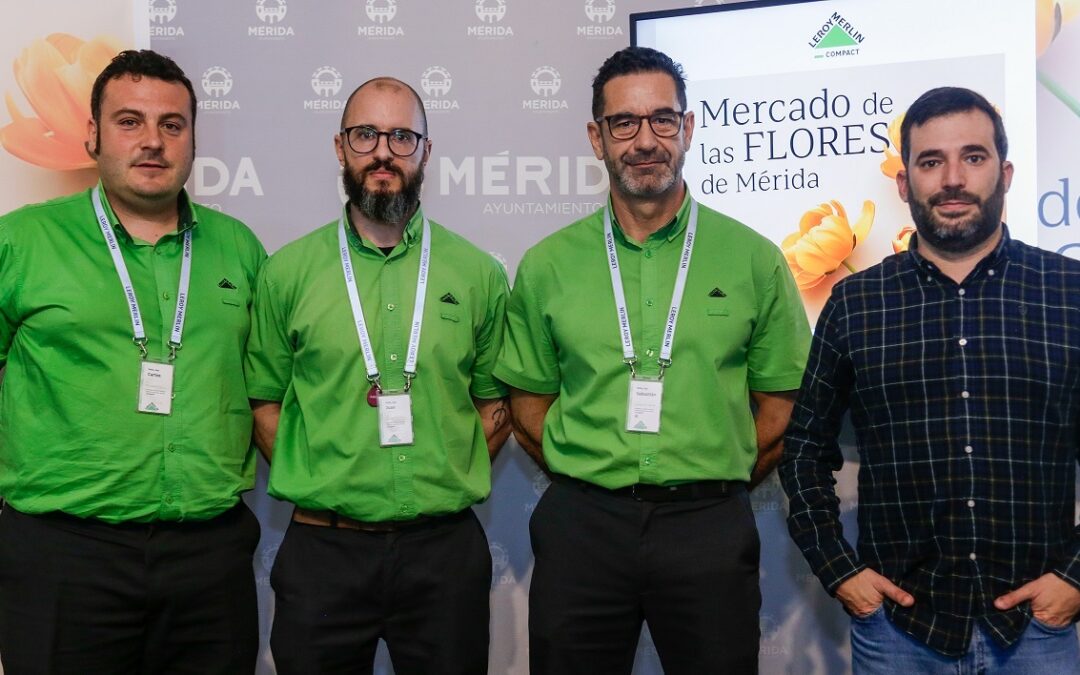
0, 186, 266, 523
495, 194, 810, 488
245, 209, 509, 522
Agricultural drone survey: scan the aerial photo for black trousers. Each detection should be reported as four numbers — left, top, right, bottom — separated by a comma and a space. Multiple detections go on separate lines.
0, 503, 260, 675
269, 508, 491, 675
529, 478, 761, 675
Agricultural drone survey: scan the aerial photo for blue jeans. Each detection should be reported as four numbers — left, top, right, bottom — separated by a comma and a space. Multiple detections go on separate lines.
851, 606, 1080, 674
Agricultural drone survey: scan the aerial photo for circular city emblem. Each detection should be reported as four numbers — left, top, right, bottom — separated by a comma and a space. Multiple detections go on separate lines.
489, 542, 510, 573
531, 469, 551, 497
255, 0, 288, 23
365, 0, 397, 23
475, 0, 507, 23
530, 66, 562, 97
310, 66, 343, 98
760, 613, 781, 641
148, 0, 177, 24
488, 251, 509, 272
420, 66, 452, 97
201, 67, 234, 97
584, 0, 616, 23
258, 542, 280, 573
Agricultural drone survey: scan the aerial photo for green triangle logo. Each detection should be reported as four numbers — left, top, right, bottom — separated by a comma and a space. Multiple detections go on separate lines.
816, 25, 858, 48
634, 421, 646, 430
146, 402, 158, 411
390, 435, 400, 443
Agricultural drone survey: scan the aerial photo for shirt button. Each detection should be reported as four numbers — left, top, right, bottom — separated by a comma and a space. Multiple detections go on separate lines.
961, 391, 970, 399
958, 288, 966, 296
645, 348, 655, 357
387, 303, 396, 311
165, 496, 174, 504
162, 291, 170, 300
167, 443, 176, 452
646, 299, 654, 307
400, 505, 409, 513
398, 454, 406, 462
964, 445, 973, 454
643, 457, 652, 465
966, 499, 975, 508
988, 269, 995, 276
969, 552, 977, 561
958, 338, 968, 346
390, 353, 398, 361
645, 250, 653, 258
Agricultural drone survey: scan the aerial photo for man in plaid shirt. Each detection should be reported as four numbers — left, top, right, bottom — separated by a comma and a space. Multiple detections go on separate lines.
780, 87, 1080, 673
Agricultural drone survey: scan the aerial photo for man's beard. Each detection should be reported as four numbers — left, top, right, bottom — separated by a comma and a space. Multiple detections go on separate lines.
343, 158, 423, 225
607, 146, 684, 198
908, 173, 1006, 256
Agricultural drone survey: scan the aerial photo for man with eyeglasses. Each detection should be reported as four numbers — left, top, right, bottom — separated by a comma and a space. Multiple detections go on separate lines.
245, 77, 510, 674
495, 46, 810, 674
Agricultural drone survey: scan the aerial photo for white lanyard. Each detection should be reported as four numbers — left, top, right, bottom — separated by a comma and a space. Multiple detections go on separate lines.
338, 210, 432, 391
603, 198, 698, 376
92, 185, 192, 360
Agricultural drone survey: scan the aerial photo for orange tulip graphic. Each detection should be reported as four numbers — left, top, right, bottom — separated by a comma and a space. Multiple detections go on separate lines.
1, 33, 122, 171
892, 224, 916, 254
782, 200, 875, 290
879, 113, 904, 180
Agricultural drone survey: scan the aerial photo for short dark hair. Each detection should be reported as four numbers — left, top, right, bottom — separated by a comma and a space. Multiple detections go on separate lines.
90, 49, 197, 128
591, 46, 686, 120
341, 77, 428, 136
900, 87, 1007, 166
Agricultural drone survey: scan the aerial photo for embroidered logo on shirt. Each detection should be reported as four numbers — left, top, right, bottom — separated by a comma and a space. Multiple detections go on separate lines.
440, 292, 460, 305
218, 278, 237, 289
708, 287, 726, 298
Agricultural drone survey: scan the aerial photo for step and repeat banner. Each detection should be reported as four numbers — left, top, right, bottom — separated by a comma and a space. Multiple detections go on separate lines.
1, 1, 1079, 673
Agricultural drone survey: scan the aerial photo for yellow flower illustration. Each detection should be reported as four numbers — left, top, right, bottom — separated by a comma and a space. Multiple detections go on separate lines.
1, 33, 122, 171
782, 200, 875, 290
1038, 0, 1080, 56
892, 224, 916, 254
879, 113, 904, 180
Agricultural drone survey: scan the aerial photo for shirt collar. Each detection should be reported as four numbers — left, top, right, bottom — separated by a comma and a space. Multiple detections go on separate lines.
344, 205, 424, 256
905, 223, 1012, 281
95, 182, 196, 240
607, 186, 693, 247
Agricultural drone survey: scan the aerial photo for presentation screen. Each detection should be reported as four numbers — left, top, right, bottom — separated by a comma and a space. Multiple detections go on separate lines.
632, 0, 1036, 322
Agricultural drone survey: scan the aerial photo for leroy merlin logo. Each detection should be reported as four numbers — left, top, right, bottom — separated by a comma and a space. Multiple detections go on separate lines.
807, 12, 864, 58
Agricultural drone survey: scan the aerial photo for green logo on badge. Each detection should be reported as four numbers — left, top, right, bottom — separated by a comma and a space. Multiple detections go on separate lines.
634, 421, 646, 430
146, 403, 158, 411
808, 12, 864, 59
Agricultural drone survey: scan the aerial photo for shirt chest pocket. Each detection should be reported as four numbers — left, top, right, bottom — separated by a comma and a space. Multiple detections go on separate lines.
221, 292, 242, 307
706, 307, 730, 317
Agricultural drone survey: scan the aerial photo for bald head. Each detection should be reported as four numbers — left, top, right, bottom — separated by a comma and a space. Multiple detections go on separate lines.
340, 77, 428, 135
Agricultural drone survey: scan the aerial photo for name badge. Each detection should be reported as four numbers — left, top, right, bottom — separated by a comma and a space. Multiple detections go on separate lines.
137, 360, 174, 415
626, 377, 663, 434
378, 392, 415, 446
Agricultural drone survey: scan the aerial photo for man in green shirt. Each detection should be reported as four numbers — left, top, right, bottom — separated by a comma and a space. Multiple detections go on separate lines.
245, 77, 510, 674
0, 51, 265, 673
495, 47, 811, 674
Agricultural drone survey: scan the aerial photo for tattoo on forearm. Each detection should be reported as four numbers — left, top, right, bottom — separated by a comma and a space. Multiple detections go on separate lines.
492, 400, 509, 431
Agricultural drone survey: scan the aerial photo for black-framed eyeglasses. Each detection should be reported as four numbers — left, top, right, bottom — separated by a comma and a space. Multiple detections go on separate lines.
595, 111, 685, 141
340, 125, 426, 157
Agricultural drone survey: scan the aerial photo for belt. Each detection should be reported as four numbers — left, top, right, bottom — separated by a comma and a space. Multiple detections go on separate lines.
555, 475, 745, 502
292, 507, 466, 533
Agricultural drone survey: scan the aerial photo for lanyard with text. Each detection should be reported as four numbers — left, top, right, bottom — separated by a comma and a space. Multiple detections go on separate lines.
603, 198, 698, 434
338, 210, 432, 446
92, 185, 191, 416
